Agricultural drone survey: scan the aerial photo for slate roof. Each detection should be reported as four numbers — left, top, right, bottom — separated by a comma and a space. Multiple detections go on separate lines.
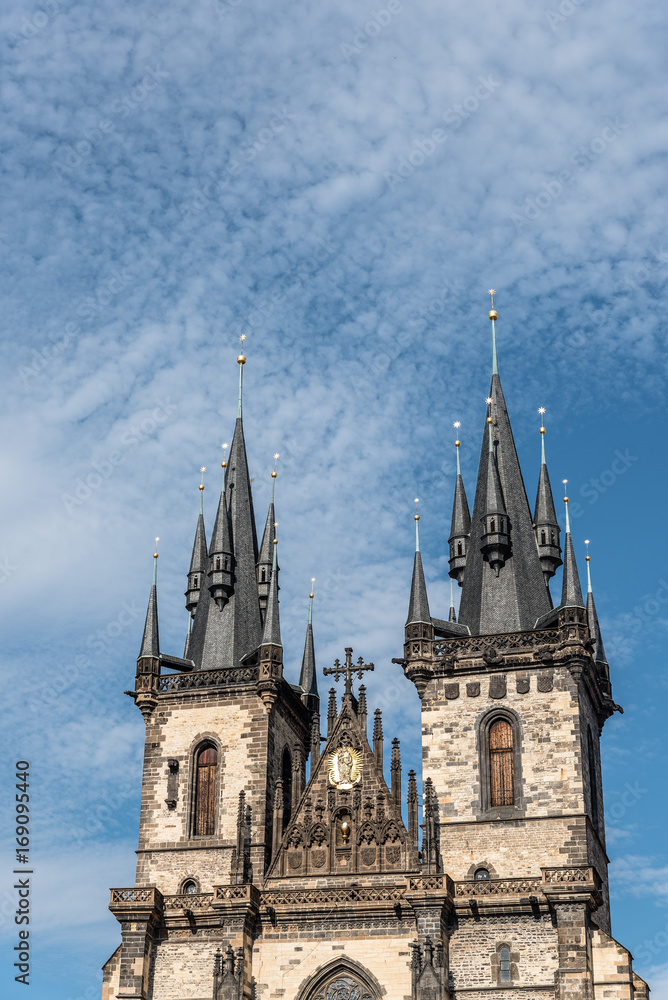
139, 580, 159, 659
188, 416, 263, 669
406, 550, 431, 626
457, 373, 552, 635
560, 528, 584, 609
299, 600, 318, 703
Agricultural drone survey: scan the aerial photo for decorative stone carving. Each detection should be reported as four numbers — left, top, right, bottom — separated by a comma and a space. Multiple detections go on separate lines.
386, 845, 401, 865
311, 849, 326, 869
360, 846, 376, 866
489, 675, 507, 699
483, 646, 504, 666
516, 676, 530, 694
288, 851, 303, 870
466, 682, 480, 697
537, 670, 554, 692
443, 683, 460, 700
328, 746, 362, 789
311, 973, 374, 1000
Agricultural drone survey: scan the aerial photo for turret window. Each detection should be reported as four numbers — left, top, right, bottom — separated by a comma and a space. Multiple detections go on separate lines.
541, 530, 546, 545
551, 530, 556, 545
194, 575, 198, 588
490, 518, 495, 532
224, 557, 229, 570
261, 568, 266, 582
457, 542, 463, 556
216, 557, 221, 570
193, 744, 218, 837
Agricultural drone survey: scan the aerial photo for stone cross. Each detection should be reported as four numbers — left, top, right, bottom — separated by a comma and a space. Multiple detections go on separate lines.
323, 646, 374, 698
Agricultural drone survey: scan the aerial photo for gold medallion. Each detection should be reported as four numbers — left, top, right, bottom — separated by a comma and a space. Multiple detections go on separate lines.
327, 746, 362, 789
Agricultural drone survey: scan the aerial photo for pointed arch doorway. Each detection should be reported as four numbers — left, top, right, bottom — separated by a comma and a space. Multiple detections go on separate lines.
296, 957, 383, 1000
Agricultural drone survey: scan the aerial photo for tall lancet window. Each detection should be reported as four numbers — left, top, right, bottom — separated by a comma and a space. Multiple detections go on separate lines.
194, 744, 217, 836
490, 719, 514, 807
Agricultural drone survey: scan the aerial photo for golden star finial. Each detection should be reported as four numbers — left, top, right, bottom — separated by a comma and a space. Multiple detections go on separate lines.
488, 289, 495, 306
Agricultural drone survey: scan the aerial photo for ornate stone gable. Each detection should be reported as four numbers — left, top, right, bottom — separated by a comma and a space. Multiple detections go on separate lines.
267, 695, 408, 878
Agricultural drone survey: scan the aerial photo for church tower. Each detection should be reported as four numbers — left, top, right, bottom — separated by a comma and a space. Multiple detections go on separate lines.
102, 316, 648, 1000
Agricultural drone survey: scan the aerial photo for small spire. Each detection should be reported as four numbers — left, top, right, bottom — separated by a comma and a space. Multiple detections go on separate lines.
257, 456, 280, 619
584, 541, 608, 670
407, 505, 431, 625
480, 397, 510, 577
560, 480, 584, 608
237, 335, 247, 418
538, 408, 546, 466
448, 422, 471, 587
534, 410, 562, 586
260, 524, 281, 646
449, 578, 457, 622
488, 289, 499, 375
139, 539, 160, 659
414, 498, 420, 552
186, 470, 210, 614
299, 578, 319, 713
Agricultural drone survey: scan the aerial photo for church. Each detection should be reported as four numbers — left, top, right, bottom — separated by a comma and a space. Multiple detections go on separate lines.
101, 304, 649, 1000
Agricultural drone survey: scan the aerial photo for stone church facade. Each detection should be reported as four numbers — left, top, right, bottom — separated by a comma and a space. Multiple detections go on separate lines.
101, 316, 649, 1000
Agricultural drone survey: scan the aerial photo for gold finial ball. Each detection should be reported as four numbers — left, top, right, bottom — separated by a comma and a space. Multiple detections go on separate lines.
309, 592, 314, 599
153, 552, 158, 559
455, 440, 460, 448
271, 470, 277, 478
199, 483, 205, 491
563, 496, 569, 503
486, 415, 493, 424
237, 354, 246, 365
540, 426, 546, 434
273, 538, 278, 545
221, 460, 227, 468
488, 309, 498, 321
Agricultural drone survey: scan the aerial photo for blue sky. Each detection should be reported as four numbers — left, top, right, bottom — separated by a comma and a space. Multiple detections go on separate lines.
0, 0, 667, 996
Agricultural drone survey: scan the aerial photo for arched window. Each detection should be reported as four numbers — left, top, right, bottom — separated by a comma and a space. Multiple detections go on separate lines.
457, 541, 463, 556
474, 867, 490, 881
215, 557, 221, 570
490, 518, 495, 532
261, 568, 266, 582
282, 747, 292, 831
541, 530, 546, 545
193, 744, 217, 836
490, 719, 514, 807
182, 879, 198, 895
499, 946, 511, 982
551, 530, 556, 545
193, 575, 198, 587
588, 728, 599, 829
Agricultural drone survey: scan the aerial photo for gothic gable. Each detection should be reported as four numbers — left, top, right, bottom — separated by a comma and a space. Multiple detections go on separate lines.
267, 697, 408, 878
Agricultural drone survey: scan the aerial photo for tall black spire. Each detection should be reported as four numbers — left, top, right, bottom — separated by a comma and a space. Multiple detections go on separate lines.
533, 411, 562, 587
188, 345, 263, 669
448, 423, 471, 586
458, 300, 551, 634
406, 500, 431, 625
299, 580, 319, 714
185, 468, 210, 615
